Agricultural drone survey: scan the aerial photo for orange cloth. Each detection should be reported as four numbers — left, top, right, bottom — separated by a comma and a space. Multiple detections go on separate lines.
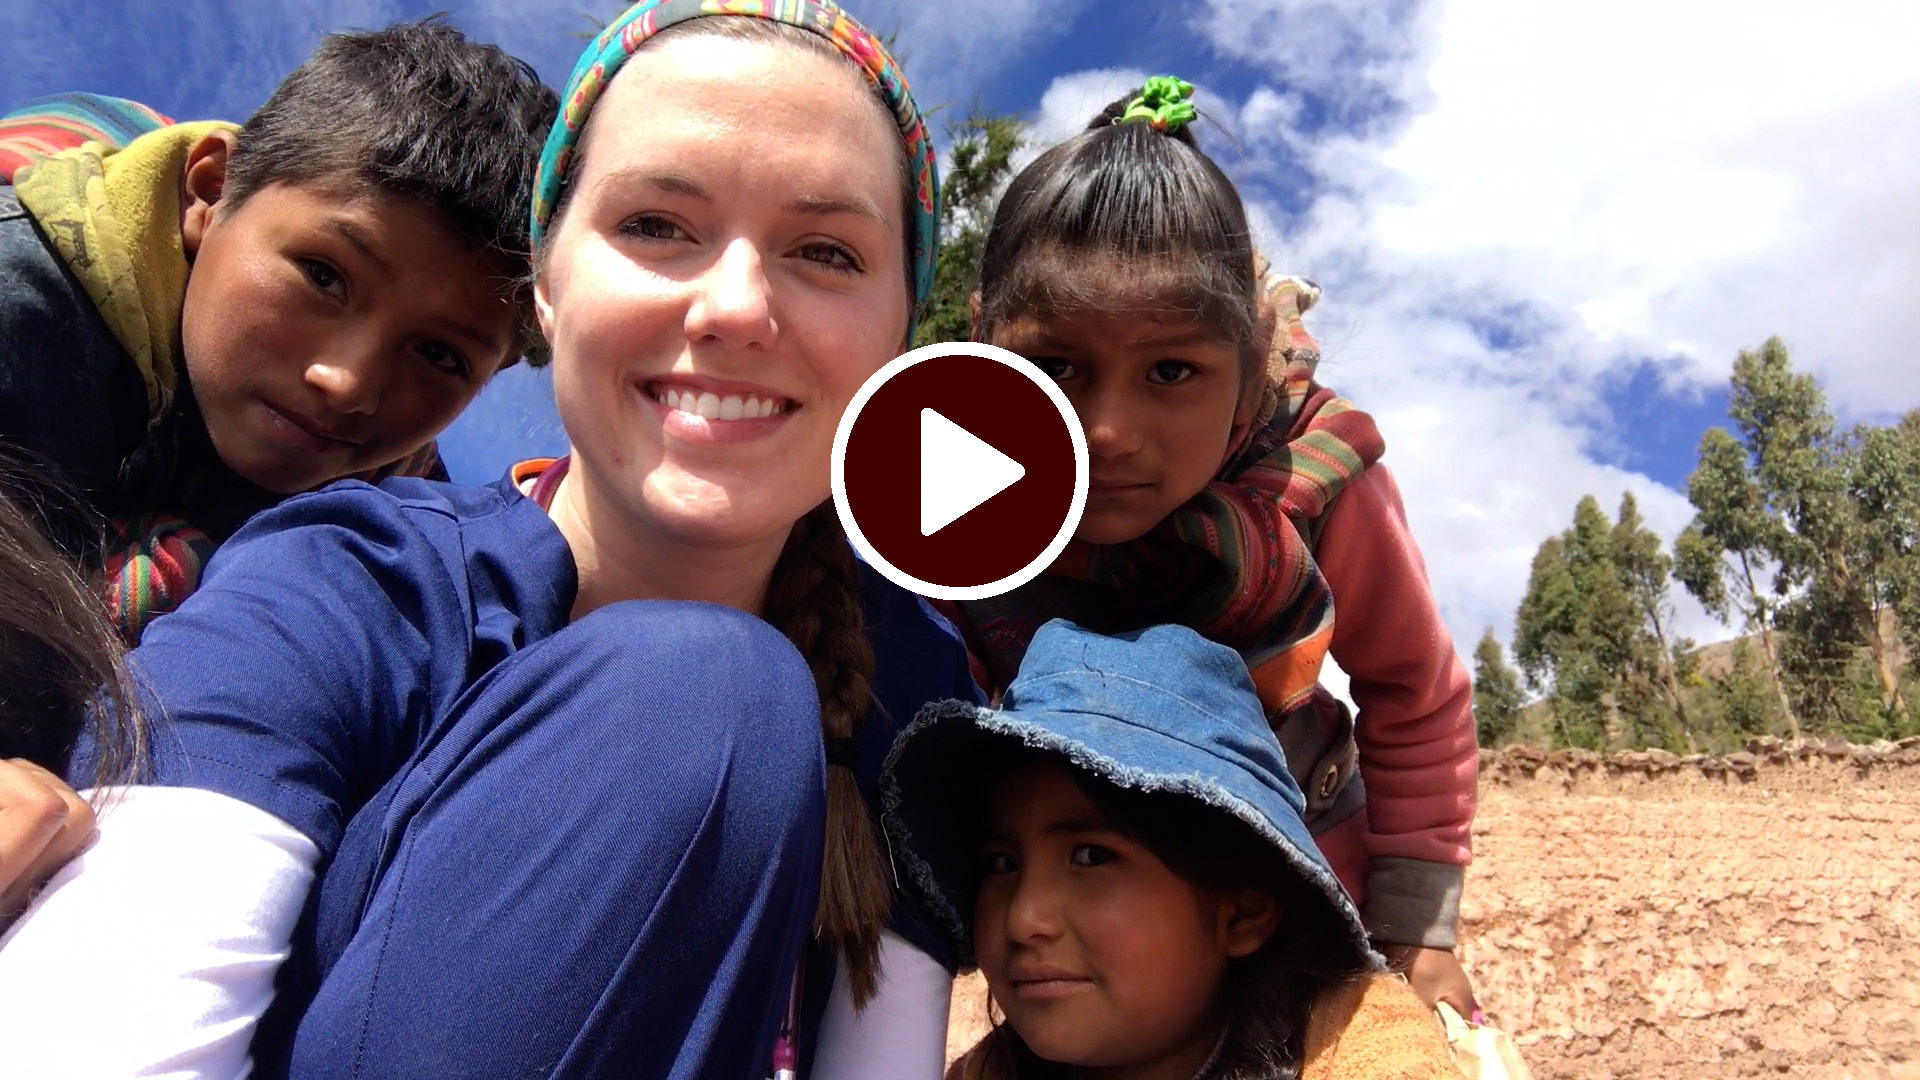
1301, 974, 1458, 1080
946, 973, 1456, 1080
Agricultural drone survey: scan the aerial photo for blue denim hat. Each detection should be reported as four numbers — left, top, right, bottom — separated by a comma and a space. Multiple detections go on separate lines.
880, 618, 1375, 970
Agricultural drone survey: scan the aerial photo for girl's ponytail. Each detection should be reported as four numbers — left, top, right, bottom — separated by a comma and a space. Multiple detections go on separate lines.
761, 501, 891, 1006
975, 75, 1261, 374
1084, 76, 1202, 150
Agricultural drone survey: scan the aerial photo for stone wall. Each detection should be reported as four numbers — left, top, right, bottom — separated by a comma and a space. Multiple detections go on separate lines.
1464, 737, 1920, 1078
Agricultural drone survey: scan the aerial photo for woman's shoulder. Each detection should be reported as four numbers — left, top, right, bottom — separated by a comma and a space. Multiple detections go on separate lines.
206, 473, 574, 631
855, 559, 968, 649
233, 473, 553, 566
1300, 973, 1456, 1080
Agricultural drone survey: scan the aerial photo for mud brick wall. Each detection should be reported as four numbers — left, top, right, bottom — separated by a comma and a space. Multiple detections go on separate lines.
1465, 739, 1920, 1079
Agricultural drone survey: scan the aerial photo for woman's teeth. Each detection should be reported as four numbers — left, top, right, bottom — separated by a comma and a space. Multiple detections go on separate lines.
657, 387, 787, 420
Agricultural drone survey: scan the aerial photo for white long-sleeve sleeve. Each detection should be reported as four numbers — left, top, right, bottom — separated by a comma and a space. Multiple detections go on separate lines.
809, 929, 953, 1080
0, 785, 318, 1079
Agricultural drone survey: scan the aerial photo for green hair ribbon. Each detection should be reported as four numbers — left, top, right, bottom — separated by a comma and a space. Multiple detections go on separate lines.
1118, 75, 1197, 133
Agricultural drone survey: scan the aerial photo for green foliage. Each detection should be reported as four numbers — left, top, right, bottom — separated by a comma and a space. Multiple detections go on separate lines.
914, 111, 1024, 348
1471, 629, 1526, 748
1513, 495, 1691, 751
1518, 337, 1920, 750
1703, 638, 1782, 739
1716, 339, 1912, 728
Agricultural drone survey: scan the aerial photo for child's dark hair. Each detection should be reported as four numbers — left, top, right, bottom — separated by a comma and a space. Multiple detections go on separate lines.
0, 476, 145, 785
223, 16, 559, 362
972, 748, 1375, 1080
975, 96, 1265, 376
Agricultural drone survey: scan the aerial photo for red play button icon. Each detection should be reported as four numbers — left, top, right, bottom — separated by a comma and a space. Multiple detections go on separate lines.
832, 342, 1088, 600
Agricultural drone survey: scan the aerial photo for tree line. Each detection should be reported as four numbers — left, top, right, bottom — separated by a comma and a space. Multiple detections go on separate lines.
1476, 339, 1920, 752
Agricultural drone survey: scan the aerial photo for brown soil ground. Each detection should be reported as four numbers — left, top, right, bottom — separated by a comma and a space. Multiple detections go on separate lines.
944, 756, 1920, 1078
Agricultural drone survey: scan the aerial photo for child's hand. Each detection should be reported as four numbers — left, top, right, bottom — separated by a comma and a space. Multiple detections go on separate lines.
0, 759, 94, 924
1381, 942, 1479, 1016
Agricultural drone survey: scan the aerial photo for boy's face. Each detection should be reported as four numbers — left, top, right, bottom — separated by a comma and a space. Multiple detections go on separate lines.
179, 136, 521, 495
988, 302, 1257, 546
974, 760, 1264, 1078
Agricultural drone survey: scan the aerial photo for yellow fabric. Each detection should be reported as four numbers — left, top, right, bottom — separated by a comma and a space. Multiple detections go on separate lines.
14, 120, 238, 426
1301, 974, 1459, 1080
945, 973, 1458, 1080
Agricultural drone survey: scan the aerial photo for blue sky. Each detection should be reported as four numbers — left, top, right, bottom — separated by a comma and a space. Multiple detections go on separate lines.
6, 0, 1916, 658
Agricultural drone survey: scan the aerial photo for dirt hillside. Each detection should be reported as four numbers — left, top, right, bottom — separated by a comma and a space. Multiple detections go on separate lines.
945, 740, 1920, 1078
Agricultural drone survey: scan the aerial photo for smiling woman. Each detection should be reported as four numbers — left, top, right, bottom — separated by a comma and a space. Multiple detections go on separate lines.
0, 4, 971, 1080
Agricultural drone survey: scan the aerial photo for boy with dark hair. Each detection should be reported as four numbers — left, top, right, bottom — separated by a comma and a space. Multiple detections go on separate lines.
0, 18, 557, 641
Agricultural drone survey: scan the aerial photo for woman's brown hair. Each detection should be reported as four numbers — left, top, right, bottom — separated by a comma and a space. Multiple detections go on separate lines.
761, 502, 890, 1005
0, 478, 146, 786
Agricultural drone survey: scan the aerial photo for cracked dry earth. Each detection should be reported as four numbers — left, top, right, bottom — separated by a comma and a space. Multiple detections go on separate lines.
944, 761, 1920, 1078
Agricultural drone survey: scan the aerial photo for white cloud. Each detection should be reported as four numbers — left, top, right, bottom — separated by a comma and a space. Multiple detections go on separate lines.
1018, 67, 1151, 162
1350, 0, 1920, 404
848, 0, 1095, 125
1183, 0, 1920, 659
1201, 0, 1437, 123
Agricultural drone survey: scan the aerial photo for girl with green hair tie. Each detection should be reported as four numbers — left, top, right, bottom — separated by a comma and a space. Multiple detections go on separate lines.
941, 74, 1484, 1022
0, 4, 975, 1078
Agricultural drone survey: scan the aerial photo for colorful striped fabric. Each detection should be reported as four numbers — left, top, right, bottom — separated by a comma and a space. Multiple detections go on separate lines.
3, 93, 454, 641
955, 268, 1386, 718
96, 514, 216, 644
0, 93, 173, 182
531, 0, 941, 336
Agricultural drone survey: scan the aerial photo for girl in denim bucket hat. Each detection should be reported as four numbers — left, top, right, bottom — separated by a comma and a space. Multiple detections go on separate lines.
883, 620, 1455, 1080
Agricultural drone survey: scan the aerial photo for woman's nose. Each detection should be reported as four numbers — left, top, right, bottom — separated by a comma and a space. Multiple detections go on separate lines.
685, 238, 776, 350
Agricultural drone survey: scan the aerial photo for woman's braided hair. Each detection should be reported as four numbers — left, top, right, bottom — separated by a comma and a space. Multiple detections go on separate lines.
760, 501, 890, 1004
537, 15, 915, 1006
650, 17, 910, 1007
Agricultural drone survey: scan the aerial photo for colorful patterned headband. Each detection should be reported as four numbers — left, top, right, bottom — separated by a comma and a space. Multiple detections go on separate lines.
1117, 75, 1198, 134
530, 0, 941, 322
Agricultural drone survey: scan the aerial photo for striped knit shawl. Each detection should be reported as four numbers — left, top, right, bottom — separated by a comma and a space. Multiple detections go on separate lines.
1, 93, 445, 643
0, 93, 171, 182
956, 287, 1385, 716
1080, 362, 1385, 705
958, 362, 1384, 713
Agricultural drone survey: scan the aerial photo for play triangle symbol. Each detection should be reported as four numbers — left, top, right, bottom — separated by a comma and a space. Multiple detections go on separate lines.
920, 408, 1026, 536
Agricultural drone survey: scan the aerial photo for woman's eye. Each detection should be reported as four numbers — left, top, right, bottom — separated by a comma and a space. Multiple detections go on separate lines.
1069, 844, 1116, 868
1146, 360, 1197, 386
1030, 357, 1077, 382
416, 341, 471, 378
620, 215, 687, 242
981, 850, 1018, 875
299, 258, 344, 297
797, 241, 861, 274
